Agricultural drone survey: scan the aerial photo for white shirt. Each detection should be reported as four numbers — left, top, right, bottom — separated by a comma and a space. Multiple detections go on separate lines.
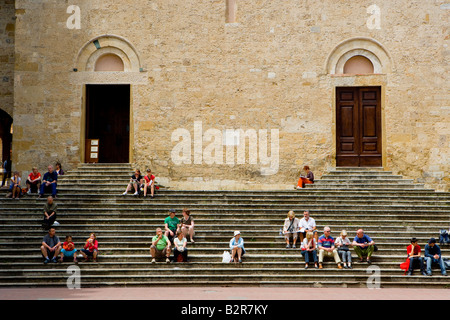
174, 237, 187, 251
299, 217, 316, 233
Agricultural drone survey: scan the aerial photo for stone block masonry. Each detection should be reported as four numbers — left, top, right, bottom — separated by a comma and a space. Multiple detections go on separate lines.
4, 0, 449, 191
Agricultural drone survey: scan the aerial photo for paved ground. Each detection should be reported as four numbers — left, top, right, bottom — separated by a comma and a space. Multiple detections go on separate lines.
1, 287, 449, 300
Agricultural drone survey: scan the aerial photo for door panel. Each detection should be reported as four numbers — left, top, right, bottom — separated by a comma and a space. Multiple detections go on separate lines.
336, 87, 382, 167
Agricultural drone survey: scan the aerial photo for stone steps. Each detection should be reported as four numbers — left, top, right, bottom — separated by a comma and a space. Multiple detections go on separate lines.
1, 164, 449, 288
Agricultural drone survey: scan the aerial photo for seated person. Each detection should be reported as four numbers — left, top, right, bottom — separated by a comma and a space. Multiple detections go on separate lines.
181, 208, 195, 243
352, 229, 375, 264
42, 196, 57, 230
296, 166, 314, 189
405, 237, 425, 276
283, 211, 300, 249
173, 231, 188, 262
424, 238, 447, 276
439, 229, 450, 246
143, 169, 155, 198
299, 210, 318, 243
39, 165, 58, 198
55, 162, 64, 175
335, 230, 353, 269
122, 169, 143, 196
60, 235, 78, 263
80, 233, 99, 262
150, 227, 171, 263
230, 231, 245, 263
41, 228, 61, 264
8, 171, 22, 199
301, 231, 318, 269
164, 209, 180, 244
26, 167, 42, 194
318, 227, 342, 269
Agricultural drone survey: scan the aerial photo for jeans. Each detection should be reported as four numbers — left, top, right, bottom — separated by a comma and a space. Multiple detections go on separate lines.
440, 232, 450, 245
425, 256, 447, 275
338, 250, 352, 263
408, 257, 424, 274
40, 183, 57, 197
301, 250, 317, 264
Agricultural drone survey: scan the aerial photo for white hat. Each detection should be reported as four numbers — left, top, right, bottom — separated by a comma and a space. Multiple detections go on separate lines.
234, 231, 240, 237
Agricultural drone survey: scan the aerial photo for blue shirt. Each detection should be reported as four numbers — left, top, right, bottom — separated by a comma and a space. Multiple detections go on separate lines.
353, 234, 373, 246
43, 171, 58, 183
230, 237, 244, 250
425, 244, 441, 260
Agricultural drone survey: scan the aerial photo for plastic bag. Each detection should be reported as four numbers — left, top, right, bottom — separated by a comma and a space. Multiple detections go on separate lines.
222, 251, 232, 263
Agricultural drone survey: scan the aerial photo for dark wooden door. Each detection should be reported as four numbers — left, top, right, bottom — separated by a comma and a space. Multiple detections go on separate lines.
336, 87, 382, 167
86, 84, 130, 163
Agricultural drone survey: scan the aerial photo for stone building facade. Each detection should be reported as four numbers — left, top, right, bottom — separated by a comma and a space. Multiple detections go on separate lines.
2, 0, 449, 191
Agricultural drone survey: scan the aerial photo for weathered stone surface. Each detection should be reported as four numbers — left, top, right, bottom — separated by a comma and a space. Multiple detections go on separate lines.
2, 0, 449, 191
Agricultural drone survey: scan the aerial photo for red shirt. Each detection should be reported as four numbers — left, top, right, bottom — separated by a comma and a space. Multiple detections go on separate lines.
144, 174, 155, 184
28, 172, 41, 181
407, 244, 421, 256
84, 240, 98, 252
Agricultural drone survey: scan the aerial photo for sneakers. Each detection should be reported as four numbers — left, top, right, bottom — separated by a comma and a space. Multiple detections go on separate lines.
286, 244, 290, 249
44, 258, 50, 264
166, 258, 170, 264
122, 191, 127, 196
151, 258, 156, 264
133, 191, 139, 196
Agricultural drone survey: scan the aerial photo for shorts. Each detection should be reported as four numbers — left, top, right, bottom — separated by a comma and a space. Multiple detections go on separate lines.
42, 249, 56, 259
151, 245, 169, 258
61, 249, 77, 257
81, 249, 97, 256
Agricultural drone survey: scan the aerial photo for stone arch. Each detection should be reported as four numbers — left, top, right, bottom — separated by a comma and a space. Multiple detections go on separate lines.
325, 37, 394, 74
74, 35, 142, 72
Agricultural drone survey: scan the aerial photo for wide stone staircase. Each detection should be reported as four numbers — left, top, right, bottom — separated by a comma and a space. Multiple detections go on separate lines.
0, 164, 449, 288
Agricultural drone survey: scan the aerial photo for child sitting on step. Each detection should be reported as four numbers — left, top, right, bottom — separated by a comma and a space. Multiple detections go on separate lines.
60, 235, 78, 263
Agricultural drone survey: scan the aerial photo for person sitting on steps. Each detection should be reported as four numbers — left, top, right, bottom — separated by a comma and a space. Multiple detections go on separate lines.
39, 165, 58, 199
283, 211, 300, 249
122, 169, 143, 196
296, 166, 314, 189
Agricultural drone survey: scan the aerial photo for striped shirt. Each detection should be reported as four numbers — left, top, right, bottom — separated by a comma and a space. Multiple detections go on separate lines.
318, 235, 335, 249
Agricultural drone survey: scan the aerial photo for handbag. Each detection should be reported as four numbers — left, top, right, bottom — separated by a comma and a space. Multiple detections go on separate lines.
287, 219, 296, 233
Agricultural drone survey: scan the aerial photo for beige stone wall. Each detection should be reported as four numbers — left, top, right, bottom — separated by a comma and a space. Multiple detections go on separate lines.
0, 0, 15, 118
8, 0, 450, 191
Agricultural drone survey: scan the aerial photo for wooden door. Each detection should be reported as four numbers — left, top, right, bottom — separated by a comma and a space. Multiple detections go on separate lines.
336, 87, 382, 167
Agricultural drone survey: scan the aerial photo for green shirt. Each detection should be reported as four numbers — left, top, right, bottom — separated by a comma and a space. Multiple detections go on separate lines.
152, 235, 169, 251
44, 202, 57, 214
164, 216, 180, 231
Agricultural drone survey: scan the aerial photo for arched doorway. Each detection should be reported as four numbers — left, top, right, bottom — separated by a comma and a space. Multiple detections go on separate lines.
75, 35, 142, 163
